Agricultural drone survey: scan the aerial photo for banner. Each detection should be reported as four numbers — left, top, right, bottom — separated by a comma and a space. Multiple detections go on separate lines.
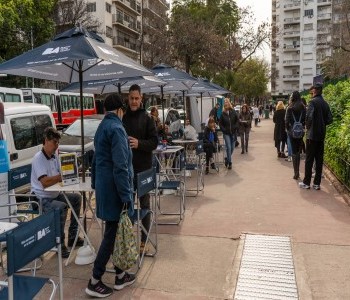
0, 140, 9, 173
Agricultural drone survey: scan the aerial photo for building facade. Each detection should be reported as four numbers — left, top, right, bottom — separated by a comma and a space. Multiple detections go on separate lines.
271, 0, 333, 97
84, 0, 169, 63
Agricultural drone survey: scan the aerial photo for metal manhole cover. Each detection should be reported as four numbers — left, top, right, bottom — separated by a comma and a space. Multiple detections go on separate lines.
234, 234, 298, 300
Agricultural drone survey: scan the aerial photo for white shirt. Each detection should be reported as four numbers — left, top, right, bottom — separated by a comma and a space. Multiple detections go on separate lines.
31, 149, 60, 199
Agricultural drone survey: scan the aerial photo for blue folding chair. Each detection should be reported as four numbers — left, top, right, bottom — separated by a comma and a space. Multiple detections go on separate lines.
184, 141, 205, 196
133, 168, 157, 269
0, 209, 63, 300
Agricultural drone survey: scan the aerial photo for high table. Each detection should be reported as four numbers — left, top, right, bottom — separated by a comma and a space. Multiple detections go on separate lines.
45, 178, 96, 266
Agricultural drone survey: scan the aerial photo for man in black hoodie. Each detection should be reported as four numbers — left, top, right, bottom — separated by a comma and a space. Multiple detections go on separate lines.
123, 84, 158, 253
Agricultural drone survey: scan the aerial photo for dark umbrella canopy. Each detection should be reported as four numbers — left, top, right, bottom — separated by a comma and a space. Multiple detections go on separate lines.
150, 63, 197, 127
0, 26, 152, 183
0, 27, 152, 82
60, 75, 166, 95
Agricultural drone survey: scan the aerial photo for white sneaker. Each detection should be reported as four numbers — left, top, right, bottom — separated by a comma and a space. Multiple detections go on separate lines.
299, 182, 310, 189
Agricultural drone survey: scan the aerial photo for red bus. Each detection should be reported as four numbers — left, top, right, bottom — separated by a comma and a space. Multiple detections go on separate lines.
21, 88, 96, 128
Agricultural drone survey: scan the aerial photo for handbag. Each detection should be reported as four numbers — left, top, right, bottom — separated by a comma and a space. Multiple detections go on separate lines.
112, 208, 138, 270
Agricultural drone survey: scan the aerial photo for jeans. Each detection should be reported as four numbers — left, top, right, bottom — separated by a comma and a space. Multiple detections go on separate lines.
287, 135, 292, 156
93, 221, 123, 280
41, 192, 81, 242
223, 133, 235, 164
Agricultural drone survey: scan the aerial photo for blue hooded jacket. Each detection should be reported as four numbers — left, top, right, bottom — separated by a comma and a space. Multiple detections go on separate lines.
91, 113, 134, 221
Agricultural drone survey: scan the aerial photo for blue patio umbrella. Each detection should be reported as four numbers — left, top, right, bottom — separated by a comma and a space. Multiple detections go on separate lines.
0, 25, 152, 181
150, 64, 197, 128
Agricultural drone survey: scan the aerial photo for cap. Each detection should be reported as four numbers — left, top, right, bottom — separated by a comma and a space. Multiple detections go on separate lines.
104, 94, 125, 111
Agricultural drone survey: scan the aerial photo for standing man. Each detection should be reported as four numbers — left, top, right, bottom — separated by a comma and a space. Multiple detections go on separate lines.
123, 84, 158, 254
31, 127, 82, 259
86, 94, 135, 298
299, 84, 333, 190
209, 102, 220, 124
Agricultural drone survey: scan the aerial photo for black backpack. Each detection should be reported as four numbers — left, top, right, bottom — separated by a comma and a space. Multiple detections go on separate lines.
291, 112, 304, 139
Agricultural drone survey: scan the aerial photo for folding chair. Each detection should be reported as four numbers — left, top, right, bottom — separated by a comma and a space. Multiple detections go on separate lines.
0, 209, 63, 300
133, 168, 157, 270
184, 141, 205, 197
156, 152, 186, 225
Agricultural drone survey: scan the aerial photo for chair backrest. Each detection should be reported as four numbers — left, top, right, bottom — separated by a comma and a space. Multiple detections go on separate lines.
6, 209, 60, 276
137, 168, 156, 198
196, 140, 204, 155
7, 164, 32, 191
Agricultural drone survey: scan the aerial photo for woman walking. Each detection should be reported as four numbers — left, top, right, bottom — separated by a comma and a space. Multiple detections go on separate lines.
238, 104, 252, 154
285, 91, 306, 179
273, 101, 287, 158
203, 117, 219, 174
219, 98, 239, 169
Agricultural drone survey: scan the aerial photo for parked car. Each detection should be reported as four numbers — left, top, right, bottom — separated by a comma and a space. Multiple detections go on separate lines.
59, 115, 104, 168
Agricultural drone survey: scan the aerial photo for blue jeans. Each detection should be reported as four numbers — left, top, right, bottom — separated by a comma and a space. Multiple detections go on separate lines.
93, 221, 123, 280
223, 133, 236, 164
41, 192, 81, 242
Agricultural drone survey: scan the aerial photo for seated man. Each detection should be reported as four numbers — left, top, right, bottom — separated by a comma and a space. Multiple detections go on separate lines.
31, 127, 82, 258
203, 118, 219, 174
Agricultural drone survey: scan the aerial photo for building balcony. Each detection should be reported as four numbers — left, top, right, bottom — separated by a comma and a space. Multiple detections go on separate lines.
283, 59, 300, 66
113, 36, 139, 53
284, 2, 300, 11
284, 30, 300, 37
317, 0, 332, 6
283, 74, 300, 81
113, 0, 141, 16
317, 27, 331, 34
112, 14, 141, 34
317, 13, 332, 20
283, 44, 300, 52
284, 17, 300, 24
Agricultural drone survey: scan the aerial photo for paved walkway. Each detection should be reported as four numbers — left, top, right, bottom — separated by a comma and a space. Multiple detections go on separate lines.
38, 117, 350, 299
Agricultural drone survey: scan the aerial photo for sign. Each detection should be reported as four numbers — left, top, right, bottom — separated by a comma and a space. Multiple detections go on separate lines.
59, 152, 79, 186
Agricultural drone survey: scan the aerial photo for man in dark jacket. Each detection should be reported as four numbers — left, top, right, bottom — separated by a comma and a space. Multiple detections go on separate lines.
299, 84, 333, 190
123, 84, 158, 253
209, 103, 220, 124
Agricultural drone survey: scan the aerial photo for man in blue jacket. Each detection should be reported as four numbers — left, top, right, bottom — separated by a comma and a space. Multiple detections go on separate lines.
123, 84, 158, 254
299, 84, 333, 190
86, 94, 135, 298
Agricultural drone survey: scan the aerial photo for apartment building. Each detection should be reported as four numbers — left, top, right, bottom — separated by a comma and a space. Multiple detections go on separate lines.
84, 0, 169, 62
271, 0, 332, 97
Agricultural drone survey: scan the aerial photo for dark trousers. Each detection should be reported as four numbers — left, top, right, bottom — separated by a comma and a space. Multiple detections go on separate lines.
203, 142, 216, 166
290, 137, 302, 155
93, 221, 123, 280
303, 139, 325, 186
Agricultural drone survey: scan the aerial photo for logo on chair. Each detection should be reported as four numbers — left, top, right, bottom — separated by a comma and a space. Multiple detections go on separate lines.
37, 226, 51, 240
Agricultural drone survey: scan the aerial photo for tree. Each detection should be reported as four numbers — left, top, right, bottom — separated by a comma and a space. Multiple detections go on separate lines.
53, 0, 101, 34
230, 58, 269, 104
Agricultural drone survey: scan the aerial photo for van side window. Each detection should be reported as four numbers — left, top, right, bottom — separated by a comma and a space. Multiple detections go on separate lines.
10, 114, 53, 150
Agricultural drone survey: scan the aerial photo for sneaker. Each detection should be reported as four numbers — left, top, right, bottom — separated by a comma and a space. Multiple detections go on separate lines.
61, 245, 70, 258
139, 241, 149, 254
313, 184, 321, 190
285, 156, 292, 162
85, 279, 113, 298
114, 272, 136, 291
299, 182, 310, 189
68, 236, 84, 247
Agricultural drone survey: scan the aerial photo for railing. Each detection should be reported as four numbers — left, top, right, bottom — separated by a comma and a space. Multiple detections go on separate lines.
317, 13, 332, 20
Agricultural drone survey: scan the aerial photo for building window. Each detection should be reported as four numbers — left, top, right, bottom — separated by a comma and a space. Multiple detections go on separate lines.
106, 26, 113, 38
87, 2, 96, 13
106, 3, 112, 13
304, 9, 313, 17
304, 23, 313, 31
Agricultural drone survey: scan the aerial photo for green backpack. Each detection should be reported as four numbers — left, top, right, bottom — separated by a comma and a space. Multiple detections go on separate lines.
112, 210, 138, 270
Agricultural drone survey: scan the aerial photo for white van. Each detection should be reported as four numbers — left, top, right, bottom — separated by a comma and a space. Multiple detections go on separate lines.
0, 102, 55, 169
0, 87, 24, 103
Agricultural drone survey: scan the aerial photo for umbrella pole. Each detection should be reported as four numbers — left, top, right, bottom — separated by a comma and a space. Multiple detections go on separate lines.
161, 85, 165, 135
79, 60, 87, 233
182, 90, 186, 129
201, 93, 203, 131
118, 83, 121, 95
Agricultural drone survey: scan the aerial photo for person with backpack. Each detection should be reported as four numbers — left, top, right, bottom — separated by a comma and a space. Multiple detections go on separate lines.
285, 91, 306, 179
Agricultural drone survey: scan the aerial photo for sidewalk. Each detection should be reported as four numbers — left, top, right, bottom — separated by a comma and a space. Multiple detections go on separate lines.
39, 117, 350, 299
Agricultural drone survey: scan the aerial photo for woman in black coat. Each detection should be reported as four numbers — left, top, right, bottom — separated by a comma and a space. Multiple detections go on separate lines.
285, 91, 306, 179
273, 101, 287, 158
